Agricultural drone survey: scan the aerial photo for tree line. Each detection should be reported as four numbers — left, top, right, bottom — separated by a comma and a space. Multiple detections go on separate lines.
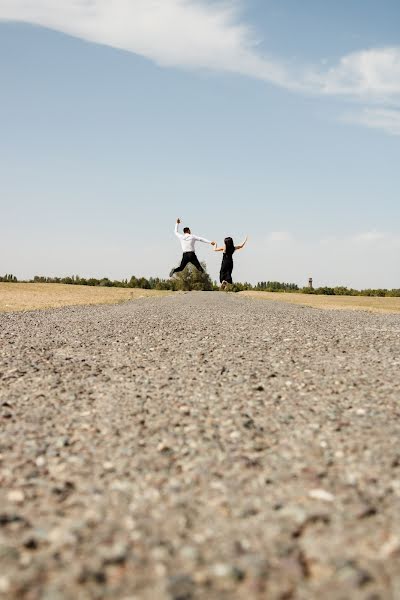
1, 270, 399, 296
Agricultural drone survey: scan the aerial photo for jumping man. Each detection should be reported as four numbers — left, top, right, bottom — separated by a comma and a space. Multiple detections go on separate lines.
169, 218, 215, 277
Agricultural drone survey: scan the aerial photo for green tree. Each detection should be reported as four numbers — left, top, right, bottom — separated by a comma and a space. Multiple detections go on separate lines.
173, 262, 213, 291
1, 274, 18, 282
138, 277, 150, 289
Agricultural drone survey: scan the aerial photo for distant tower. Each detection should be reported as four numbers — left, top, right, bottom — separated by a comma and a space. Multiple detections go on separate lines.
308, 277, 313, 289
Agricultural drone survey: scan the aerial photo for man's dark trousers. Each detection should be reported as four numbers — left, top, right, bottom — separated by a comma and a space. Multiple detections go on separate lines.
172, 252, 204, 274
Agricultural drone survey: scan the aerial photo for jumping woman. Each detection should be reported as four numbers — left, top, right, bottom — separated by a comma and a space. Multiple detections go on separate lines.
214, 235, 248, 289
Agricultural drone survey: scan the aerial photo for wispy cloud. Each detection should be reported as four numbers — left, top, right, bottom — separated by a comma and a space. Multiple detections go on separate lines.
0, 0, 294, 88
1, 1, 400, 134
342, 108, 400, 136
316, 47, 400, 99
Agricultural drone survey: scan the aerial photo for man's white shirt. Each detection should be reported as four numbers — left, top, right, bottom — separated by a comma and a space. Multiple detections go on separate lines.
174, 223, 211, 252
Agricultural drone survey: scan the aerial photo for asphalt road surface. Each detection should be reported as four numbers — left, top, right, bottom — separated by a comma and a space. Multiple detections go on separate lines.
1, 292, 400, 600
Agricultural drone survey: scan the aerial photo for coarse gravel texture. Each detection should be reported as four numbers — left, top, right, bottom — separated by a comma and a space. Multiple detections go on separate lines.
1, 291, 400, 600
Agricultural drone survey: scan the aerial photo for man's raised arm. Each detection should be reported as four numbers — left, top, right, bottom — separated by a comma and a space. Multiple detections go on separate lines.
174, 218, 183, 238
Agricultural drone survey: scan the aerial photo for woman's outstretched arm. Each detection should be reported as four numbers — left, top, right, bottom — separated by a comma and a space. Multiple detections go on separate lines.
235, 235, 248, 250
213, 243, 224, 252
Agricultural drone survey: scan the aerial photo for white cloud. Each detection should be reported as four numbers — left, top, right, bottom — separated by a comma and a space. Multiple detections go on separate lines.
0, 0, 293, 88
316, 47, 400, 99
1, 0, 400, 97
1, 1, 400, 134
342, 108, 400, 136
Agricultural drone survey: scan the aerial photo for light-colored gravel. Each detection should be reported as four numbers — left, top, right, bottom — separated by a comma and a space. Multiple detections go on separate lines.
1, 292, 400, 599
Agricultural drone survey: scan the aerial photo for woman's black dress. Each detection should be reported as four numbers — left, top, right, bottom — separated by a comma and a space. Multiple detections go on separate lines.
220, 248, 235, 284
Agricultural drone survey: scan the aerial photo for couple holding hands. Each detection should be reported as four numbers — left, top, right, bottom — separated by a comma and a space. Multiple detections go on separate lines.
170, 218, 248, 289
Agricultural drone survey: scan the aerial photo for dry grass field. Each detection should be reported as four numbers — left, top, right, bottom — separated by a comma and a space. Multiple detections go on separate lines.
0, 283, 172, 313
239, 290, 400, 313
2, 284, 399, 314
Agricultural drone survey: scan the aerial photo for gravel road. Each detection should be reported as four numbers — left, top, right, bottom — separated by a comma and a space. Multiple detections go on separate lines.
1, 292, 400, 600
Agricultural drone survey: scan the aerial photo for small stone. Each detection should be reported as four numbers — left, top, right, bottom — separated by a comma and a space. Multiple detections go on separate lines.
55, 436, 70, 448
35, 456, 46, 467
48, 527, 76, 546
0, 576, 10, 593
20, 552, 33, 567
7, 490, 25, 504
211, 562, 244, 582
281, 505, 307, 525
308, 489, 335, 502
110, 480, 131, 492
346, 472, 358, 486
157, 442, 172, 453
84, 509, 102, 526
390, 480, 400, 496
102, 543, 129, 565
357, 505, 377, 519
212, 563, 233, 578
379, 535, 400, 558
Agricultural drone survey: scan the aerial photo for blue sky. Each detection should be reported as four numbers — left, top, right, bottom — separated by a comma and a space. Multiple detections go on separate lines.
1, 1, 399, 288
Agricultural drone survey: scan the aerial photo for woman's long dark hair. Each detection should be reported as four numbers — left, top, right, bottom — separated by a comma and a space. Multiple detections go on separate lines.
224, 237, 235, 255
